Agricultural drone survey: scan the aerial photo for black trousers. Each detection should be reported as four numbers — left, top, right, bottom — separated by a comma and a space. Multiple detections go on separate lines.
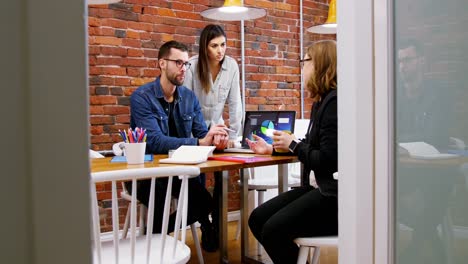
127, 175, 213, 234
248, 185, 338, 263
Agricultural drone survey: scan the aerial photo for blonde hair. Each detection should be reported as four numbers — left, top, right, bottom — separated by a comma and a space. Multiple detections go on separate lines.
306, 40, 337, 101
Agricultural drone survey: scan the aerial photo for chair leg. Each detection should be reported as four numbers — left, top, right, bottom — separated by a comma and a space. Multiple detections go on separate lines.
235, 217, 241, 240
296, 245, 309, 264
311, 247, 321, 264
122, 203, 131, 239
139, 204, 146, 236
191, 223, 204, 264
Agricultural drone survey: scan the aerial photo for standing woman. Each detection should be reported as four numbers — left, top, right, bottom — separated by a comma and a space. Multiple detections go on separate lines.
184, 24, 242, 147
246, 40, 338, 263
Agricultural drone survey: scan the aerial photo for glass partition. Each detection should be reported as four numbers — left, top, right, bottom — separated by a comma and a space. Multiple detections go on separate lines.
394, 1, 468, 263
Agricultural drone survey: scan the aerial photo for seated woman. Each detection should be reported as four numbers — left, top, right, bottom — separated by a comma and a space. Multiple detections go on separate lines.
246, 40, 338, 263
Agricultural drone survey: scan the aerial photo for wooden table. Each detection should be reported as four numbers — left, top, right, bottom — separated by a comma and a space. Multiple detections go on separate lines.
91, 153, 298, 263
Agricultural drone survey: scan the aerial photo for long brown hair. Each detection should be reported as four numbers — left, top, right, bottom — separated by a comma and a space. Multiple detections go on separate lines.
306, 40, 337, 101
197, 24, 226, 93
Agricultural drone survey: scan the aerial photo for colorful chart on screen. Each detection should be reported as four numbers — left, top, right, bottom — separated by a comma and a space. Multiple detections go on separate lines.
260, 120, 275, 136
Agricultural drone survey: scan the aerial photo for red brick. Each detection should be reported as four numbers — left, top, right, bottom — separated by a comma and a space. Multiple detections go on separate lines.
90, 116, 114, 125
127, 67, 141, 77
94, 36, 122, 46
90, 126, 104, 135
100, 46, 127, 56
158, 8, 176, 17
89, 105, 104, 115
103, 106, 130, 115
115, 115, 130, 123
172, 2, 193, 11
126, 30, 140, 39
127, 48, 143, 57
90, 95, 117, 105
175, 11, 199, 20
122, 38, 141, 48
88, 17, 101, 27
115, 77, 131, 86
124, 58, 148, 67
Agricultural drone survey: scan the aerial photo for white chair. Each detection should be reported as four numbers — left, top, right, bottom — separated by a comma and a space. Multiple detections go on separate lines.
295, 171, 338, 264
294, 236, 338, 264
90, 166, 200, 264
120, 183, 205, 264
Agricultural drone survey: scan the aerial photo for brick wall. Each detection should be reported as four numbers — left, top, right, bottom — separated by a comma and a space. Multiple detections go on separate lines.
88, 0, 335, 228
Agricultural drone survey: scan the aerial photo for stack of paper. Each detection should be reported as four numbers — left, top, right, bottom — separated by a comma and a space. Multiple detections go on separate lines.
159, 146, 216, 164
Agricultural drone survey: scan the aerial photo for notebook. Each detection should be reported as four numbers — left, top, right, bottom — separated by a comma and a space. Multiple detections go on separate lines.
224, 110, 296, 153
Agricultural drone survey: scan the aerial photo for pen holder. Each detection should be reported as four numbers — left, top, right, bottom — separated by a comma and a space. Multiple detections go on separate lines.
124, 143, 146, 164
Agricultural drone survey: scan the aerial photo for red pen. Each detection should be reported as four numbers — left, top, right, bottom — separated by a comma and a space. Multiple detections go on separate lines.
136, 128, 145, 143
128, 128, 134, 143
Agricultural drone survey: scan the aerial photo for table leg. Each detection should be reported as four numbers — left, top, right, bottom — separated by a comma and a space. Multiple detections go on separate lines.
214, 171, 229, 263
277, 164, 288, 193
240, 168, 250, 262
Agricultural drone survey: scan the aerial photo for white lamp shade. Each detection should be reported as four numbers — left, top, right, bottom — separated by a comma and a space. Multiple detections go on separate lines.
307, 0, 337, 34
307, 24, 337, 34
201, 7, 266, 21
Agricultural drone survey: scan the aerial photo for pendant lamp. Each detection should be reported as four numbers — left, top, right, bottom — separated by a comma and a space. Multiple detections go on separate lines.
201, 0, 266, 21
307, 0, 337, 34
88, 0, 121, 4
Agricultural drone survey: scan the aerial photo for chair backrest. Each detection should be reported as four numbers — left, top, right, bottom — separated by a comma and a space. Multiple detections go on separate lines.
90, 166, 200, 264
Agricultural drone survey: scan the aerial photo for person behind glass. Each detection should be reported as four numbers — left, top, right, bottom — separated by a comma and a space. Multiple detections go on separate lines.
184, 24, 242, 149
246, 40, 338, 263
397, 38, 452, 149
396, 39, 458, 263
130, 40, 228, 252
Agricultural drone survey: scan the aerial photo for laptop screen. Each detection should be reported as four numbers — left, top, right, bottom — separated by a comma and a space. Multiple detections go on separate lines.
241, 111, 296, 147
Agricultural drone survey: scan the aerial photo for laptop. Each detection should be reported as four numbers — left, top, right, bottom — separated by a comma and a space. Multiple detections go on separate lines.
224, 110, 296, 153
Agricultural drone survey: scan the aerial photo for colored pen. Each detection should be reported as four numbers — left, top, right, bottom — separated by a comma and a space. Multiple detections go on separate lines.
136, 128, 145, 143
223, 127, 236, 133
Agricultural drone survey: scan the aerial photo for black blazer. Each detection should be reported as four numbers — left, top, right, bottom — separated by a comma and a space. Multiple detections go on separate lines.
296, 89, 337, 196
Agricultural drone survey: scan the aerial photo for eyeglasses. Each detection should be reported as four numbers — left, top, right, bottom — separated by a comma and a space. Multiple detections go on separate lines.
299, 58, 312, 68
163, 58, 191, 69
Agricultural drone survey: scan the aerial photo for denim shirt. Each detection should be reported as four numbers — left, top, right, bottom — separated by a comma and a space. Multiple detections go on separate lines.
130, 77, 208, 154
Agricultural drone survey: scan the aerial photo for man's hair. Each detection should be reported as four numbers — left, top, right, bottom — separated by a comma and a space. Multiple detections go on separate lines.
158, 40, 189, 60
197, 24, 227, 93
306, 40, 337, 101
398, 38, 424, 56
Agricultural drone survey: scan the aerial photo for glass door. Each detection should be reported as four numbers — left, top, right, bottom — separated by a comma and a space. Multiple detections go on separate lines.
393, 1, 468, 263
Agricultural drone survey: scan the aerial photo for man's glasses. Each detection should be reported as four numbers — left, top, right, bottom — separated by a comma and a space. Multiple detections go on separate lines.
299, 58, 312, 68
163, 58, 191, 69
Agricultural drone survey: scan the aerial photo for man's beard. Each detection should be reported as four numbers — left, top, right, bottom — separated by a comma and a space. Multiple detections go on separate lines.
168, 72, 184, 86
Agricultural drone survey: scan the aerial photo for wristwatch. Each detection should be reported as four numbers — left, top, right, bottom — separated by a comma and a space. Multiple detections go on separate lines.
288, 139, 301, 153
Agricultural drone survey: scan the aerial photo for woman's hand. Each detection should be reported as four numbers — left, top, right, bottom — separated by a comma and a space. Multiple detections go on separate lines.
271, 130, 294, 152
246, 134, 273, 155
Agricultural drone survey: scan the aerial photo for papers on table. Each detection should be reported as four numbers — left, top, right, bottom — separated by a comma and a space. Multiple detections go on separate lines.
399, 142, 459, 160
159, 146, 216, 164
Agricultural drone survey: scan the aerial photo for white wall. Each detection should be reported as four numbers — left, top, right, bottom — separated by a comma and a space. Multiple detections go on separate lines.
1, 1, 91, 263
338, 0, 375, 263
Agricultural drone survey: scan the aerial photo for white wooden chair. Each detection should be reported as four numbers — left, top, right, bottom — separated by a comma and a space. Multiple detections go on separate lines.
90, 166, 200, 264
120, 183, 205, 264
294, 236, 338, 264
295, 171, 339, 264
